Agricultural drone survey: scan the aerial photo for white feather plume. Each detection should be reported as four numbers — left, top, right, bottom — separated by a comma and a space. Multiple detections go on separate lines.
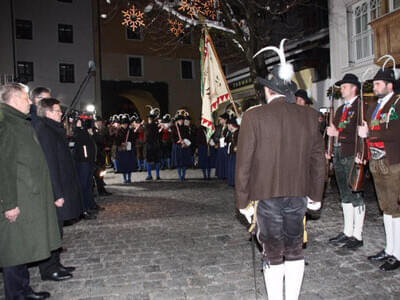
378, 54, 400, 80
253, 39, 294, 82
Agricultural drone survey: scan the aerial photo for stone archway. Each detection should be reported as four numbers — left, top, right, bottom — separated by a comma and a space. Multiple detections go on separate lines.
119, 90, 160, 120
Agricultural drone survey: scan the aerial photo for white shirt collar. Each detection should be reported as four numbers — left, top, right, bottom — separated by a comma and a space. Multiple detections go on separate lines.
378, 92, 394, 107
344, 96, 358, 107
267, 94, 284, 104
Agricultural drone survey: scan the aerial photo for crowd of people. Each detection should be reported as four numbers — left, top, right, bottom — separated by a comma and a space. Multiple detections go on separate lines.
0, 84, 110, 299
236, 42, 400, 300
104, 107, 240, 186
1, 48, 400, 300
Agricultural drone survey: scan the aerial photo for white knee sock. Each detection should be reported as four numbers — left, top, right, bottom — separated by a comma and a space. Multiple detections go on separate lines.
353, 205, 365, 241
342, 203, 354, 237
384, 214, 393, 255
263, 263, 284, 300
392, 217, 400, 260
284, 260, 305, 300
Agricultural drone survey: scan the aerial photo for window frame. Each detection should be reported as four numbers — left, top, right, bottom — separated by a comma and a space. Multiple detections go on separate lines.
59, 63, 75, 83
349, 0, 380, 64
180, 59, 195, 80
15, 19, 33, 40
17, 61, 34, 82
58, 24, 74, 43
126, 27, 143, 41
127, 55, 144, 78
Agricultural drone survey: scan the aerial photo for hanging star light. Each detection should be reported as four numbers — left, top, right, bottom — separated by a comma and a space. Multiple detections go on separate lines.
121, 5, 145, 31
168, 18, 184, 37
178, 0, 198, 19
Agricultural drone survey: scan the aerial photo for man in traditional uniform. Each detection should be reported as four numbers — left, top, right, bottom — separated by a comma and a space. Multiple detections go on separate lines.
236, 41, 325, 300
214, 113, 229, 179
226, 117, 239, 187
326, 74, 365, 250
358, 61, 400, 271
0, 83, 61, 299
295, 89, 313, 106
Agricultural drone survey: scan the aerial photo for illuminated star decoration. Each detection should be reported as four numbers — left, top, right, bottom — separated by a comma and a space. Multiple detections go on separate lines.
178, 0, 198, 19
178, 0, 217, 20
121, 5, 145, 31
168, 18, 184, 37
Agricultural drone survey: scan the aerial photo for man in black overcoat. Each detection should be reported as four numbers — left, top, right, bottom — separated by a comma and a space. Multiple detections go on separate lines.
35, 98, 84, 281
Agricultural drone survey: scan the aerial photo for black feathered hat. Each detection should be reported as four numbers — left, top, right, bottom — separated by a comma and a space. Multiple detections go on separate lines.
161, 114, 171, 123
219, 113, 229, 120
227, 117, 239, 127
372, 55, 399, 83
253, 39, 298, 103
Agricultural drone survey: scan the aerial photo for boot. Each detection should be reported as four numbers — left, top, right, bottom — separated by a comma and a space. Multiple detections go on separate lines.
344, 205, 365, 249
284, 260, 305, 300
263, 263, 284, 300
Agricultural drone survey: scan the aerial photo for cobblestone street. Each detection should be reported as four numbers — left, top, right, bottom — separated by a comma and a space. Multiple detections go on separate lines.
1, 169, 400, 300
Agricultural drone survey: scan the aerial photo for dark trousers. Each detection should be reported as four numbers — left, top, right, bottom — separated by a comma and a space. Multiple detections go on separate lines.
94, 166, 106, 194
76, 161, 95, 212
38, 250, 61, 276
333, 147, 364, 207
2, 264, 33, 300
256, 197, 307, 265
38, 210, 63, 277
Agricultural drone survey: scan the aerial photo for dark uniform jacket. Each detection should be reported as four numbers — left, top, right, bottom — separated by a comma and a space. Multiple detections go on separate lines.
93, 127, 108, 167
227, 129, 239, 155
171, 124, 190, 144
366, 93, 400, 166
333, 97, 361, 157
144, 122, 161, 163
35, 117, 84, 221
235, 97, 325, 209
72, 127, 97, 163
0, 103, 61, 267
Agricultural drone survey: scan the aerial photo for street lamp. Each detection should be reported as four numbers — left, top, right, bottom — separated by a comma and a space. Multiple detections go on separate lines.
86, 104, 96, 113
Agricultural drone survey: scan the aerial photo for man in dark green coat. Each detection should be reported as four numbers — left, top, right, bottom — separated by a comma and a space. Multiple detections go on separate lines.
0, 83, 61, 300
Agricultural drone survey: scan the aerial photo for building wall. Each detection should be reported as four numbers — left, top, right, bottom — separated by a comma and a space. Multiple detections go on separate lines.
8, 0, 96, 111
100, 10, 202, 120
329, 0, 380, 105
0, 0, 15, 82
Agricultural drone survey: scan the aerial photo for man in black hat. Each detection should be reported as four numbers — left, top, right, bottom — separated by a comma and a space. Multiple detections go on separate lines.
326, 73, 365, 250
295, 89, 313, 106
358, 65, 400, 271
236, 62, 325, 300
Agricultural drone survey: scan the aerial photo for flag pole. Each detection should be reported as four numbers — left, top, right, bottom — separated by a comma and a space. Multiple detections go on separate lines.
204, 27, 240, 118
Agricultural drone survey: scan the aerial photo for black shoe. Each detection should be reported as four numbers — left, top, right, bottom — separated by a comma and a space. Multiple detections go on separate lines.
342, 237, 363, 249
329, 232, 349, 245
379, 257, 400, 271
156, 176, 161, 180
145, 176, 153, 180
94, 204, 105, 211
99, 191, 112, 196
368, 249, 390, 261
58, 263, 76, 273
41, 271, 73, 281
82, 211, 97, 220
25, 291, 51, 299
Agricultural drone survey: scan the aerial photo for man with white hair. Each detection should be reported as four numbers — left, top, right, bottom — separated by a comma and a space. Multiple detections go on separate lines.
0, 83, 61, 299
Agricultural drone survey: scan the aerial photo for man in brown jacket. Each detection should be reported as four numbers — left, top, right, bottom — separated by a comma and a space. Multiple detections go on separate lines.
236, 46, 325, 299
358, 64, 400, 271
